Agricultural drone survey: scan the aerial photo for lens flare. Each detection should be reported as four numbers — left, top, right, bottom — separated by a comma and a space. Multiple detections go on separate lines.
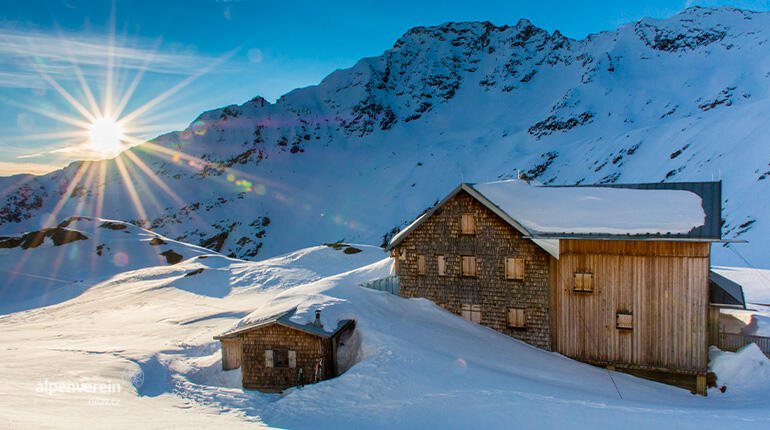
89, 116, 124, 155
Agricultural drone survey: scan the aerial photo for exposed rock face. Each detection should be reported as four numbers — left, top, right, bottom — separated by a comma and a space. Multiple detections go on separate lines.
0, 7, 767, 266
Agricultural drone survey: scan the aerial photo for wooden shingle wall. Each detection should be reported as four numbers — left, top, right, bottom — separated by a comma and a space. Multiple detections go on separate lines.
240, 324, 334, 391
395, 190, 554, 350
555, 239, 710, 374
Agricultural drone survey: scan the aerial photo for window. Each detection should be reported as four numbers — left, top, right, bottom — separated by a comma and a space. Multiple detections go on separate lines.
461, 304, 482, 323
616, 311, 633, 330
437, 255, 446, 276
461, 255, 476, 277
573, 272, 593, 292
507, 308, 526, 328
505, 257, 525, 280
265, 349, 296, 368
417, 254, 425, 275
460, 214, 476, 234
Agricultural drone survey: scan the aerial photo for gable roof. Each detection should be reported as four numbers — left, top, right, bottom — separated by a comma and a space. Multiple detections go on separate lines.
214, 307, 355, 340
387, 180, 722, 256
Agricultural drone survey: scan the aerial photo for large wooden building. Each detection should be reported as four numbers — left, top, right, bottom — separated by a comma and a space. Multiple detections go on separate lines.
214, 308, 355, 392
387, 180, 727, 394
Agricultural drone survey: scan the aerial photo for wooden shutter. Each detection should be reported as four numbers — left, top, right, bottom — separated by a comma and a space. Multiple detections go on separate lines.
616, 312, 633, 330
461, 304, 482, 323
417, 254, 425, 275
573, 272, 593, 292
507, 308, 526, 328
265, 350, 274, 368
471, 305, 481, 323
462, 256, 476, 277
288, 350, 297, 368
461, 214, 475, 234
437, 255, 446, 276
461, 303, 471, 320
505, 257, 525, 280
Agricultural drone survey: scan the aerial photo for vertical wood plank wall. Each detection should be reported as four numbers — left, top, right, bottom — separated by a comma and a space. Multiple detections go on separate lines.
555, 240, 710, 373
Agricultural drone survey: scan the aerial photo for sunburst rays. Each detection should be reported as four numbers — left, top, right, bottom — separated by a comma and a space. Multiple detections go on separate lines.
3, 6, 246, 290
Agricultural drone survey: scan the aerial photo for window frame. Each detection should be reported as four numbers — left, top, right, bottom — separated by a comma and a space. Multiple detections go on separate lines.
272, 349, 289, 368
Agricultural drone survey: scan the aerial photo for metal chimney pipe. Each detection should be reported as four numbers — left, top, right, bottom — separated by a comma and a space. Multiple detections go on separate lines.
314, 309, 322, 328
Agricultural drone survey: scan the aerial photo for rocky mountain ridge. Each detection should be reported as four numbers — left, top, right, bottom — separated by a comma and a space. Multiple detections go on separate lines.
1, 6, 767, 267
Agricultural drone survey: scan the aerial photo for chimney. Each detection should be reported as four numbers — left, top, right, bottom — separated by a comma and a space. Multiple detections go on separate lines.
313, 309, 323, 328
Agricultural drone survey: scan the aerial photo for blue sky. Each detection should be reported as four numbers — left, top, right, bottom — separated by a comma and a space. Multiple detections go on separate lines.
1, 0, 768, 175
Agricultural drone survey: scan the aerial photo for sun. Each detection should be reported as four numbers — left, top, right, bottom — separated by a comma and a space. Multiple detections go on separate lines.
89, 116, 125, 155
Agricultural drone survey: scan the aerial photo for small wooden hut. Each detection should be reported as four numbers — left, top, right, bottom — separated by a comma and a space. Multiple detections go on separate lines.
214, 308, 355, 392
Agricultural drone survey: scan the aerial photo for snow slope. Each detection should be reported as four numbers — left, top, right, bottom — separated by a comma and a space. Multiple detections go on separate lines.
0, 6, 768, 267
1, 245, 769, 429
0, 217, 219, 314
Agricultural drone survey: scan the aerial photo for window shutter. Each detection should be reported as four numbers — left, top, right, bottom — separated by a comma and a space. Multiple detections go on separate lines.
417, 254, 425, 275
265, 350, 274, 368
462, 256, 476, 277
461, 304, 471, 320
288, 350, 297, 368
437, 255, 446, 276
617, 312, 633, 330
574, 273, 583, 291
461, 304, 482, 323
506, 258, 524, 280
471, 305, 481, 323
573, 272, 593, 292
461, 214, 475, 234
508, 308, 526, 328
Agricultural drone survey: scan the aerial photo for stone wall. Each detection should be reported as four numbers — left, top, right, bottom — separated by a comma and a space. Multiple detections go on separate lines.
394, 190, 554, 350
240, 324, 334, 391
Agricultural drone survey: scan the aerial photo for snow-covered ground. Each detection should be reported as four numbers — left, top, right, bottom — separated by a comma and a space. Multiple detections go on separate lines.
1, 241, 769, 429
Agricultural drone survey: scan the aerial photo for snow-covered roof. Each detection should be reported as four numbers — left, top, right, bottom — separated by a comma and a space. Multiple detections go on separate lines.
471, 180, 706, 237
214, 307, 354, 340
388, 180, 718, 257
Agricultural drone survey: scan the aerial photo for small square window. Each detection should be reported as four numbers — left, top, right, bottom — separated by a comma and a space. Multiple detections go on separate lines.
460, 214, 476, 234
461, 255, 476, 277
617, 312, 633, 330
505, 257, 525, 280
507, 308, 526, 328
573, 272, 594, 292
437, 255, 446, 276
272, 349, 289, 368
417, 254, 425, 275
461, 304, 482, 323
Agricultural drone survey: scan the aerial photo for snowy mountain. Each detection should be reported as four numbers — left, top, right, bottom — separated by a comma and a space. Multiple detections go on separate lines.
1, 6, 768, 267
